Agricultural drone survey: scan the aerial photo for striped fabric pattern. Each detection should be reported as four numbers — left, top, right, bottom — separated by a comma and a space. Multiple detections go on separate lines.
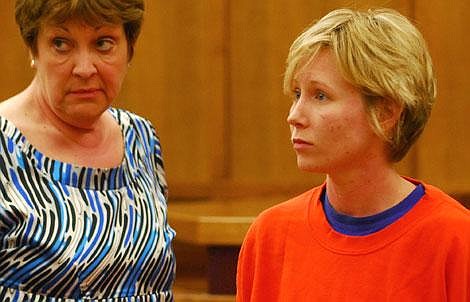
0, 108, 175, 301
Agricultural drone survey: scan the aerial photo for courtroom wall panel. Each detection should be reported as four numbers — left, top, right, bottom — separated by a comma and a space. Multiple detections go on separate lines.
0, 1, 467, 200
118, 0, 227, 197
0, 3, 32, 100
414, 1, 470, 194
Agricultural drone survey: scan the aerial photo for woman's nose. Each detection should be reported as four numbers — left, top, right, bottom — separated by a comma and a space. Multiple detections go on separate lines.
287, 100, 308, 128
72, 51, 98, 78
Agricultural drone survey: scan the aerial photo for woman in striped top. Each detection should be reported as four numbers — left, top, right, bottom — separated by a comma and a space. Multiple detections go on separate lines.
0, 0, 175, 301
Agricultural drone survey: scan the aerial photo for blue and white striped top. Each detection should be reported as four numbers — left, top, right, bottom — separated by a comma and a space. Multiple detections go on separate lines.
0, 108, 175, 301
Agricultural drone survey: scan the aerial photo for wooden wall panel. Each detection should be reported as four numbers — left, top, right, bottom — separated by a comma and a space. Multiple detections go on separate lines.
228, 0, 317, 193
118, 0, 227, 197
0, 3, 32, 100
1, 1, 468, 199
414, 1, 470, 194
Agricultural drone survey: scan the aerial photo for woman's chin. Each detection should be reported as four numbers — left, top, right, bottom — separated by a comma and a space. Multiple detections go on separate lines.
297, 161, 326, 174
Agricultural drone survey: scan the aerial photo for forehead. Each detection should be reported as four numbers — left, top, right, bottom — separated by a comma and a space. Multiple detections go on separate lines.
294, 49, 343, 84
293, 48, 363, 99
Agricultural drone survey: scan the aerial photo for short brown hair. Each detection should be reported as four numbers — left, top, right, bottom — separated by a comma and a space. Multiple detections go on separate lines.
15, 0, 144, 60
284, 8, 436, 162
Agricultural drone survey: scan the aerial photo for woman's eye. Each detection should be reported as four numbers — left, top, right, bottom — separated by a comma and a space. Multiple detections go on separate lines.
293, 89, 301, 100
96, 39, 115, 52
315, 91, 327, 101
52, 38, 71, 52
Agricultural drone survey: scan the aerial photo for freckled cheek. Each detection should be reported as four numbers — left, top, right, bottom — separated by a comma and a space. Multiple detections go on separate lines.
324, 117, 358, 147
322, 115, 346, 133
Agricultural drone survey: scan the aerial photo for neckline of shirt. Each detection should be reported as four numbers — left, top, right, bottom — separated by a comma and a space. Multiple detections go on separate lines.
306, 178, 437, 255
0, 108, 132, 190
321, 184, 425, 236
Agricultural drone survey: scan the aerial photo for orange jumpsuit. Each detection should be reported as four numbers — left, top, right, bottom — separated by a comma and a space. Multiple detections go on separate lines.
237, 181, 470, 301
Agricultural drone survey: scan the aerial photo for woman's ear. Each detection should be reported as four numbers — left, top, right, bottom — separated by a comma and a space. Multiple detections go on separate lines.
377, 98, 402, 131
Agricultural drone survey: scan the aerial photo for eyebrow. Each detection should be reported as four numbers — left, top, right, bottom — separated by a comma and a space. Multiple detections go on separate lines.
48, 24, 70, 32
308, 79, 331, 87
301, 79, 333, 92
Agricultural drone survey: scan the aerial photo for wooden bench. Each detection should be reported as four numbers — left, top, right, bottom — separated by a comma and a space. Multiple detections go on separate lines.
168, 196, 283, 299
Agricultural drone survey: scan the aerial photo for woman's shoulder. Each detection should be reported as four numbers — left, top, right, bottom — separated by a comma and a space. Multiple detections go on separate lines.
0, 94, 22, 116
0, 95, 31, 136
110, 108, 160, 141
110, 107, 154, 128
423, 183, 470, 220
252, 185, 323, 231
418, 183, 470, 243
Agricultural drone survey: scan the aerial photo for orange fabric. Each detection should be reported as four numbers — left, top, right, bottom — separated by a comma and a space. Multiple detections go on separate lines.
237, 181, 470, 301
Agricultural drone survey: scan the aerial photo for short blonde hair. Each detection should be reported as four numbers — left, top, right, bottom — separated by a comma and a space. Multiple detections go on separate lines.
284, 8, 436, 162
15, 0, 144, 60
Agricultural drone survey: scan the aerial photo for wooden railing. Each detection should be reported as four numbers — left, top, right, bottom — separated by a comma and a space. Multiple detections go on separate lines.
169, 196, 284, 300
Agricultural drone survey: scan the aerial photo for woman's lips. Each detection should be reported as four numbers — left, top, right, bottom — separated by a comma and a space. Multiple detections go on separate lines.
292, 138, 313, 150
69, 88, 101, 98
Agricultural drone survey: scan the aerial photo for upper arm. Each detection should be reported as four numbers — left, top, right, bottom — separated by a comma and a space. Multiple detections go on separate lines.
237, 222, 258, 302
445, 219, 470, 301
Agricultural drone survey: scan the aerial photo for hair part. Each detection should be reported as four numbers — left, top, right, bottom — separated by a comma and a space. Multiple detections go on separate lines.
284, 8, 436, 162
15, 0, 144, 60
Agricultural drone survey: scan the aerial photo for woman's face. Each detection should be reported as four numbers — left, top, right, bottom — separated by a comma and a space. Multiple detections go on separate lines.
33, 19, 129, 127
287, 48, 386, 174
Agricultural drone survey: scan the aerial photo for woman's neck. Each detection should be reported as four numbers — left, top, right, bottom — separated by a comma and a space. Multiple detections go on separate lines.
0, 83, 123, 168
27, 80, 109, 149
325, 164, 416, 217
